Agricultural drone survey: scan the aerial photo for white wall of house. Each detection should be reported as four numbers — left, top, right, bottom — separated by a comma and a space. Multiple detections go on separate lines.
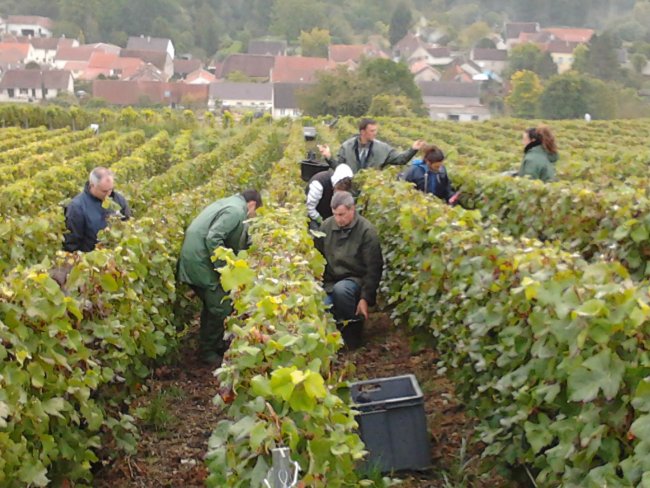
272, 107, 300, 118
4, 23, 52, 38
414, 69, 440, 83
209, 97, 272, 110
0, 87, 61, 102
550, 52, 574, 74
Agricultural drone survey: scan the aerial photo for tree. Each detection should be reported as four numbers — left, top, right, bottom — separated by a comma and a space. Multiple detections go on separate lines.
583, 32, 622, 81
389, 2, 412, 47
270, 0, 325, 41
631, 53, 648, 74
300, 28, 331, 58
226, 70, 252, 82
506, 70, 542, 119
507, 43, 556, 79
572, 44, 589, 72
297, 66, 374, 116
458, 21, 492, 48
358, 58, 422, 104
537, 71, 590, 119
368, 94, 417, 117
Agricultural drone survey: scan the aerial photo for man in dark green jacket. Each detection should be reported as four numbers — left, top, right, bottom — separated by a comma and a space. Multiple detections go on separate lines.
177, 190, 262, 365
316, 191, 384, 347
318, 117, 425, 174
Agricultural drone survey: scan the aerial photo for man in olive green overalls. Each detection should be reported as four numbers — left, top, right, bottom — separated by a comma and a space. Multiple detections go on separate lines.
177, 190, 262, 365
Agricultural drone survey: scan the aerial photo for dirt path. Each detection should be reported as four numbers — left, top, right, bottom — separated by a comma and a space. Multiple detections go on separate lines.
94, 314, 515, 487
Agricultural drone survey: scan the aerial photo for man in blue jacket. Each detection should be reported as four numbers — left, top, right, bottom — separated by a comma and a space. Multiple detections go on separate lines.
63, 167, 131, 252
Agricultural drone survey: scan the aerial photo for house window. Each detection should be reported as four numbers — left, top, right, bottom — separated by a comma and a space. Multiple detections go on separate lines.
8, 89, 14, 98
447, 114, 460, 121
19, 88, 28, 95
32, 89, 36, 97
43, 88, 48, 97
471, 115, 479, 121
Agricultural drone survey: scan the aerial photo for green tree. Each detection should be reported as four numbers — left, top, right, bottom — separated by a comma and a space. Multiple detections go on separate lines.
507, 43, 556, 79
270, 0, 325, 41
572, 44, 589, 72
358, 58, 422, 104
299, 28, 331, 58
389, 2, 413, 47
368, 94, 417, 117
537, 71, 590, 119
506, 70, 542, 118
458, 21, 492, 48
226, 70, 253, 82
583, 32, 622, 81
297, 66, 373, 116
631, 53, 648, 74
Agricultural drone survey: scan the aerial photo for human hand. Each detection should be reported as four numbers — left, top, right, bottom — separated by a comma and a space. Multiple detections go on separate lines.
317, 144, 331, 159
356, 299, 369, 320
412, 139, 426, 151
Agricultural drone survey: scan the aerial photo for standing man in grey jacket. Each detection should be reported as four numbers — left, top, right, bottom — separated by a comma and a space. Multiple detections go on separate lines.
318, 117, 425, 174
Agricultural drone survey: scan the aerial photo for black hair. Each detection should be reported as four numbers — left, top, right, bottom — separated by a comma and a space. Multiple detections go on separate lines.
241, 189, 263, 207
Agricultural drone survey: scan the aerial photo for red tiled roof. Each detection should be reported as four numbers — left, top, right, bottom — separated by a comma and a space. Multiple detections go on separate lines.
0, 42, 31, 58
543, 28, 594, 43
271, 56, 335, 83
329, 45, 366, 63
92, 80, 208, 106
185, 69, 215, 83
120, 49, 170, 71
545, 40, 580, 54
55, 46, 97, 62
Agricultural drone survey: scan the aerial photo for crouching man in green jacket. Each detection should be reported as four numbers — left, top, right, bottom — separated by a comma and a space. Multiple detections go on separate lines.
177, 190, 262, 365
315, 191, 384, 348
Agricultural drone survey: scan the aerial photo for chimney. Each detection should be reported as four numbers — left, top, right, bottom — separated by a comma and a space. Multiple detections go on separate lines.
147, 36, 151, 43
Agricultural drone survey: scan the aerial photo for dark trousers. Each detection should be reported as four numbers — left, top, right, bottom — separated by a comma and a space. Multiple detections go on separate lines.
190, 284, 232, 359
325, 279, 363, 348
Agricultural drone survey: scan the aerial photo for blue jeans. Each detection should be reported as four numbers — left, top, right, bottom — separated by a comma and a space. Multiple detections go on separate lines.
325, 279, 361, 322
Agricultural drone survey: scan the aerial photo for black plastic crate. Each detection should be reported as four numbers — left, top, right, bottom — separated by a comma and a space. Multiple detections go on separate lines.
350, 374, 431, 472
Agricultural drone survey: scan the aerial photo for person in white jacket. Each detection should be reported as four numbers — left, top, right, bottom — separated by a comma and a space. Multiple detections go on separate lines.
306, 164, 353, 230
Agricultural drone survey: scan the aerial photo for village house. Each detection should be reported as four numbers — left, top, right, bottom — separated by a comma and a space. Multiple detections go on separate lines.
126, 35, 174, 60
0, 42, 35, 68
328, 44, 388, 69
470, 48, 508, 75
173, 58, 202, 79
2, 15, 53, 38
120, 49, 173, 81
503, 22, 540, 49
418, 80, 490, 121
270, 56, 335, 83
393, 32, 428, 61
92, 79, 208, 106
0, 69, 73, 102
408, 46, 454, 67
208, 81, 272, 111
218, 53, 275, 81
184, 68, 215, 85
248, 39, 287, 56
410, 61, 441, 83
272, 82, 309, 118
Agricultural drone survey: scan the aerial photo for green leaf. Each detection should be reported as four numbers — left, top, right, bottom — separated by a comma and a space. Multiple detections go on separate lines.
250, 375, 272, 398
249, 421, 268, 450
631, 415, 650, 442
630, 225, 649, 243
18, 461, 49, 487
568, 351, 625, 402
219, 260, 256, 291
632, 378, 650, 413
100, 273, 119, 292
270, 367, 296, 401
303, 372, 327, 399
524, 420, 554, 453
42, 397, 66, 418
